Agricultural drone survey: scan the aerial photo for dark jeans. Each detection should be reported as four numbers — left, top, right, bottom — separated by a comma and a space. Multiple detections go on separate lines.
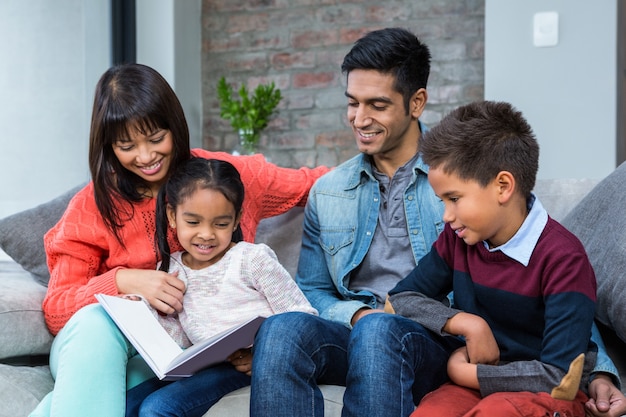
125, 362, 250, 417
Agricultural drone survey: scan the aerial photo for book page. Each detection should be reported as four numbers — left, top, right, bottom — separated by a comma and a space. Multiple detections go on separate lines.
97, 294, 266, 380
95, 294, 182, 378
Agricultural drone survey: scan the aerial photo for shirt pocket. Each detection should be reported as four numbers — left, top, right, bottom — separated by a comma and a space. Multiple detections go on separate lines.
319, 227, 355, 256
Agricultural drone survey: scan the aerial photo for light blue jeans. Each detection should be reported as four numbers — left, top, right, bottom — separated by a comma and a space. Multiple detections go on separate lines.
29, 304, 155, 417
250, 312, 463, 417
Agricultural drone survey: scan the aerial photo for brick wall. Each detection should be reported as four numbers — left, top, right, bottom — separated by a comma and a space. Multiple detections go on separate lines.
201, 0, 484, 168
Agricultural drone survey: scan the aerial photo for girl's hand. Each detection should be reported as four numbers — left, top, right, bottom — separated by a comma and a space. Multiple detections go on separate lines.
228, 347, 253, 376
115, 268, 186, 314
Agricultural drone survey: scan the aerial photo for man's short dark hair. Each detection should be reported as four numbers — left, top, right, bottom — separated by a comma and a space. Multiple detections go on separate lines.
341, 27, 431, 114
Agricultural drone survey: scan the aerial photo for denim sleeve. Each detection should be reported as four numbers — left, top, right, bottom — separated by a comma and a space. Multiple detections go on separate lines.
295, 190, 369, 329
590, 321, 621, 389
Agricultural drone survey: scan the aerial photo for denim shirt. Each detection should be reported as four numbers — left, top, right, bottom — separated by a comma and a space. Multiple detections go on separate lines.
296, 148, 444, 329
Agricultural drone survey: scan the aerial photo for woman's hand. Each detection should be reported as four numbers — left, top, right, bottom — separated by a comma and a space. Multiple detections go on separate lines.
228, 347, 253, 376
115, 268, 185, 314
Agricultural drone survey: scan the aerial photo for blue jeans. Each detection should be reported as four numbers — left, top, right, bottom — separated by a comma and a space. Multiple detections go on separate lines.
250, 312, 463, 417
126, 363, 251, 417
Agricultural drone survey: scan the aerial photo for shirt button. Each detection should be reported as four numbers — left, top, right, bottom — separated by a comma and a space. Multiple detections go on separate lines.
407, 195, 414, 201
366, 231, 372, 236
412, 230, 418, 235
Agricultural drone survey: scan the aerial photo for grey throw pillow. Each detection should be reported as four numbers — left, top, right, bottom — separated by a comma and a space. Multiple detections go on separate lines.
562, 162, 626, 343
0, 184, 83, 286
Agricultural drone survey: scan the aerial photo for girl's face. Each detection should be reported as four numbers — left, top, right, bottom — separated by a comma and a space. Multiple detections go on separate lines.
112, 125, 174, 196
166, 188, 240, 270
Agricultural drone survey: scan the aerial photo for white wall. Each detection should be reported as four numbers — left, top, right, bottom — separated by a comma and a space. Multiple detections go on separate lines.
136, 0, 202, 148
0, 0, 203, 224
0, 0, 110, 219
485, 0, 618, 180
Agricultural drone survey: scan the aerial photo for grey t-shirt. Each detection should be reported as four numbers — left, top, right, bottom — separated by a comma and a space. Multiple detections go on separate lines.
350, 154, 419, 306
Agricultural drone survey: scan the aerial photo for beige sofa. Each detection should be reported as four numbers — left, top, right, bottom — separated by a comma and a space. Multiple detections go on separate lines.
1, 168, 626, 417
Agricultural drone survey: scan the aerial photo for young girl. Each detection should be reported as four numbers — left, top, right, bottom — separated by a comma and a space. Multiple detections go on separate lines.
29, 63, 328, 417
125, 157, 317, 416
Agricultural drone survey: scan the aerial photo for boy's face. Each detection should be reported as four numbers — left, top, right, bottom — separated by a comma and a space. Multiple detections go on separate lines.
345, 69, 425, 159
428, 166, 511, 248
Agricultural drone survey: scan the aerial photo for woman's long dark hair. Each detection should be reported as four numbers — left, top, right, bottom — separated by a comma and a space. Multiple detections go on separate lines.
155, 158, 245, 272
88, 63, 191, 244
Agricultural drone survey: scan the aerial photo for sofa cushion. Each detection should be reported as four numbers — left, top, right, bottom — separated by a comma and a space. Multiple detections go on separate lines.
0, 185, 82, 286
0, 363, 53, 417
532, 178, 599, 222
254, 206, 304, 277
0, 261, 53, 359
562, 162, 626, 343
204, 384, 345, 417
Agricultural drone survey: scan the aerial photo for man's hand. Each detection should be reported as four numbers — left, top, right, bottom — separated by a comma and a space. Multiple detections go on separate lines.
585, 374, 626, 417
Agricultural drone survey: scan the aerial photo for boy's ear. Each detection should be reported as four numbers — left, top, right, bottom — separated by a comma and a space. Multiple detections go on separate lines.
495, 171, 516, 204
410, 88, 428, 120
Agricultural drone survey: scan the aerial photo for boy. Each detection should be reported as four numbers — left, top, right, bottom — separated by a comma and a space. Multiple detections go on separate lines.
387, 100, 597, 416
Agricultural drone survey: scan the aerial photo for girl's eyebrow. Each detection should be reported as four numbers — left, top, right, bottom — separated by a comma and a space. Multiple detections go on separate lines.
181, 213, 234, 221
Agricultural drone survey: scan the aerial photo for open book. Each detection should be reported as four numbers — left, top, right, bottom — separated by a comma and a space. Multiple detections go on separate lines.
95, 294, 265, 380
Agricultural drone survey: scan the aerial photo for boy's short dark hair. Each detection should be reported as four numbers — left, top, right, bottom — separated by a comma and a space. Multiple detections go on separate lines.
420, 100, 539, 198
341, 27, 431, 114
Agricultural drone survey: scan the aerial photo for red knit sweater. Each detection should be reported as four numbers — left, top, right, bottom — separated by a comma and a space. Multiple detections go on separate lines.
43, 150, 329, 335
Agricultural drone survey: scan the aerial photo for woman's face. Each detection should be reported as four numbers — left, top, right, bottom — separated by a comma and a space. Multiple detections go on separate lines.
112, 125, 174, 196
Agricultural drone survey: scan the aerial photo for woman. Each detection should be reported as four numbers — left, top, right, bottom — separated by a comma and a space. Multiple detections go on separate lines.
29, 63, 328, 417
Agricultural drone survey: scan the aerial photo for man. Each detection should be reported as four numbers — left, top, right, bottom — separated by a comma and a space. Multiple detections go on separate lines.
250, 27, 625, 417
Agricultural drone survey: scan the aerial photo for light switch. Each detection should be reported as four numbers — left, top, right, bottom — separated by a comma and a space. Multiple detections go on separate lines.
533, 11, 559, 47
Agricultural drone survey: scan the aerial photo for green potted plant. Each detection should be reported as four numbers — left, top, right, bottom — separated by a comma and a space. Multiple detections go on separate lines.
217, 76, 282, 154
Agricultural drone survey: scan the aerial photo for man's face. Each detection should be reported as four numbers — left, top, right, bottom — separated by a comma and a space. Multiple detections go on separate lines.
345, 69, 423, 159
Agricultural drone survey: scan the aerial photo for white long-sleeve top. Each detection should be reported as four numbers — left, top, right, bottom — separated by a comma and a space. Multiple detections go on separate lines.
157, 242, 317, 347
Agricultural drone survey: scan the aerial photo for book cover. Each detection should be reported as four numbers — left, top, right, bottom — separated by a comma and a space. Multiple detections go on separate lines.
95, 294, 265, 380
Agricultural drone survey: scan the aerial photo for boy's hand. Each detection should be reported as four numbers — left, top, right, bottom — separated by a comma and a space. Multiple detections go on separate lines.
445, 312, 499, 365
447, 346, 479, 389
